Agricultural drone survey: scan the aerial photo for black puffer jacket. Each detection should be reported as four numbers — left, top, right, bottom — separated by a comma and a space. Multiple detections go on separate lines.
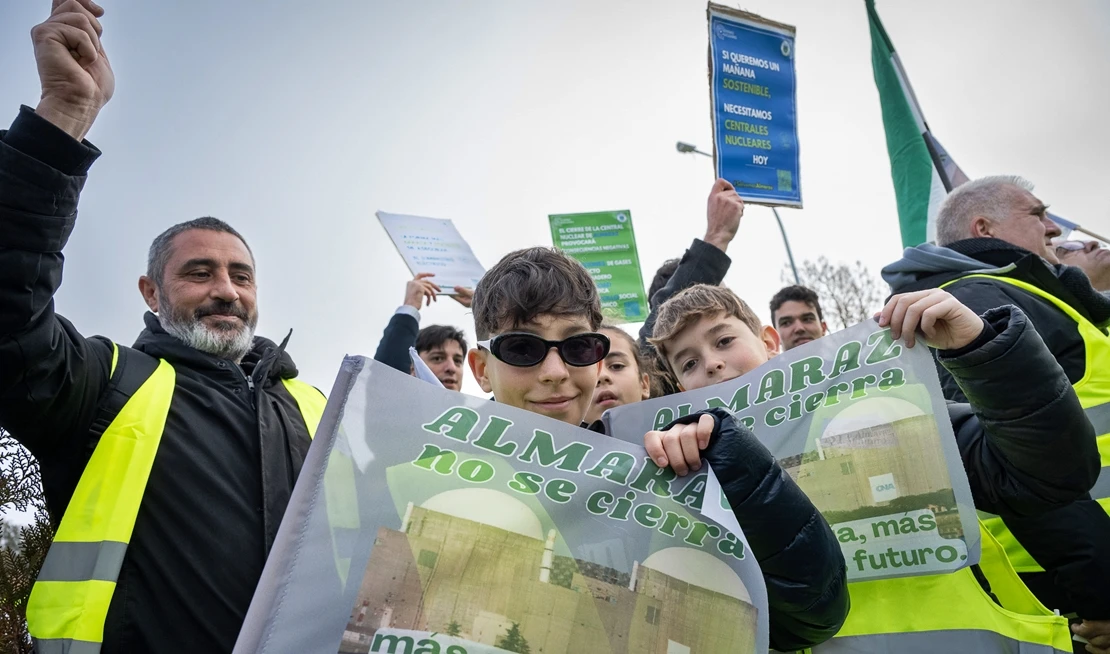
884, 240, 1110, 619
940, 305, 1099, 517
664, 408, 849, 652
0, 106, 318, 652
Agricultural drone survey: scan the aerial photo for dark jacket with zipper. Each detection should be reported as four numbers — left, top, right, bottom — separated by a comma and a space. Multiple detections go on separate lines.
882, 239, 1110, 619
0, 106, 316, 652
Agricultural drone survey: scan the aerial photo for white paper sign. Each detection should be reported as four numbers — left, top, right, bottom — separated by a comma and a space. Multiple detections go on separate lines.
376, 211, 486, 293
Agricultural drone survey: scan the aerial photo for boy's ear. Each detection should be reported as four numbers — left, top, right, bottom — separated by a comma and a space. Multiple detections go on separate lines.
820, 321, 829, 335
760, 325, 781, 357
468, 348, 494, 394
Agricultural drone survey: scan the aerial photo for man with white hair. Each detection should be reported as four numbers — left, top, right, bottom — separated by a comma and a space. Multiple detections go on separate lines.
883, 175, 1110, 650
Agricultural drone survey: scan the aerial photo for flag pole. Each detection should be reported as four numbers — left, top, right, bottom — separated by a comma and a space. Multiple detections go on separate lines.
1074, 225, 1110, 243
772, 207, 801, 285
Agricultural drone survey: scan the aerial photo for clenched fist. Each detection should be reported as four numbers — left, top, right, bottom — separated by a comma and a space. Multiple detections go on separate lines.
704, 178, 744, 253
32, 0, 114, 140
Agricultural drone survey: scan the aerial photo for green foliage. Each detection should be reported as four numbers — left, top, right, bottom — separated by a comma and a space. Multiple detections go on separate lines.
495, 622, 531, 654
0, 442, 41, 516
0, 429, 53, 654
786, 257, 887, 331
445, 620, 461, 637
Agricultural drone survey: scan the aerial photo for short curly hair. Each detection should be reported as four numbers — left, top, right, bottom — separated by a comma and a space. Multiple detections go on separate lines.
472, 247, 603, 339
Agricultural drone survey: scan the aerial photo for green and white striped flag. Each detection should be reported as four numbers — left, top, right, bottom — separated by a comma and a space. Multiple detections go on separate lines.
868, 1, 1091, 247
867, 0, 968, 247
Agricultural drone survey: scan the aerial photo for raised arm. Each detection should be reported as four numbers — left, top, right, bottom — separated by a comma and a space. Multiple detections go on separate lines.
639, 178, 742, 351
0, 0, 115, 458
372, 273, 439, 373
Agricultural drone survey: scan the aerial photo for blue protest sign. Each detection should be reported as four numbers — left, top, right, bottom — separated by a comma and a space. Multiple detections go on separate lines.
708, 4, 801, 207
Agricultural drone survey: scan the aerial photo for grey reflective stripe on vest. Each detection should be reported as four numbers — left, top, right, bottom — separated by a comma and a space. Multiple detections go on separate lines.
34, 540, 128, 583
816, 631, 1066, 653
1083, 404, 1110, 500
1093, 466, 1110, 501
33, 638, 102, 654
1085, 402, 1110, 436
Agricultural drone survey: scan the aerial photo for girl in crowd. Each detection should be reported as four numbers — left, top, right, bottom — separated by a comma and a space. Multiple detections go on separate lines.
584, 324, 653, 426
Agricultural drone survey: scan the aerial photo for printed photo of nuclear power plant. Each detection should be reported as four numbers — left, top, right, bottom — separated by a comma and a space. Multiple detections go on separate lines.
778, 396, 961, 538
339, 488, 757, 654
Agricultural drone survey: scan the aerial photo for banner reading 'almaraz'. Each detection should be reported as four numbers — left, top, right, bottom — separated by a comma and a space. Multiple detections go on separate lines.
235, 359, 770, 654
606, 320, 981, 582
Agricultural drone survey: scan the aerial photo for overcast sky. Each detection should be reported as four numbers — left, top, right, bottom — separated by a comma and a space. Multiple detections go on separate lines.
1, 0, 1107, 399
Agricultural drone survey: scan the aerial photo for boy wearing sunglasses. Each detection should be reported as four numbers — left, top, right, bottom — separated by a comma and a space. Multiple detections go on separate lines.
466, 246, 851, 651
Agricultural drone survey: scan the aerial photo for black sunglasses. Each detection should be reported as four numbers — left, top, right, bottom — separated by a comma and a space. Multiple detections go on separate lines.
477, 332, 610, 368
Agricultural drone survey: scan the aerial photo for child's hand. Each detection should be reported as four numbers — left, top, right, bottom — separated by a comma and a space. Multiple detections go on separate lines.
877, 289, 985, 350
644, 413, 714, 476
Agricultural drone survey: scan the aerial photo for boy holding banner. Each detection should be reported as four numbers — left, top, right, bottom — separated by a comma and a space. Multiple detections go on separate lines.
648, 285, 1097, 517
648, 283, 1099, 651
466, 246, 850, 651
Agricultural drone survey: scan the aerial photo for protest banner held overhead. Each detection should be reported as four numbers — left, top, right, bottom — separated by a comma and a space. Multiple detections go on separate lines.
708, 4, 802, 207
549, 210, 648, 324
235, 359, 770, 654
377, 211, 486, 293
605, 320, 981, 582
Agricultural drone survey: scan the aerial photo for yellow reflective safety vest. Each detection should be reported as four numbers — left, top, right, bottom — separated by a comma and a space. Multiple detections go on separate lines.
26, 344, 327, 654
942, 273, 1110, 572
809, 523, 1072, 653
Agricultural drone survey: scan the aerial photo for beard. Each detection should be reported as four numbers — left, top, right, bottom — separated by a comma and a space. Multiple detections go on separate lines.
158, 294, 258, 362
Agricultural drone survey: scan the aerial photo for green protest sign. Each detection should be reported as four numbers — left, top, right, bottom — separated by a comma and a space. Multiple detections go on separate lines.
235, 359, 770, 653
549, 211, 648, 324
606, 321, 982, 582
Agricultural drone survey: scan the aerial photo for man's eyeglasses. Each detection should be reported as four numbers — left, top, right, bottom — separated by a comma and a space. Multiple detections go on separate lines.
1055, 241, 1088, 257
477, 332, 610, 368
